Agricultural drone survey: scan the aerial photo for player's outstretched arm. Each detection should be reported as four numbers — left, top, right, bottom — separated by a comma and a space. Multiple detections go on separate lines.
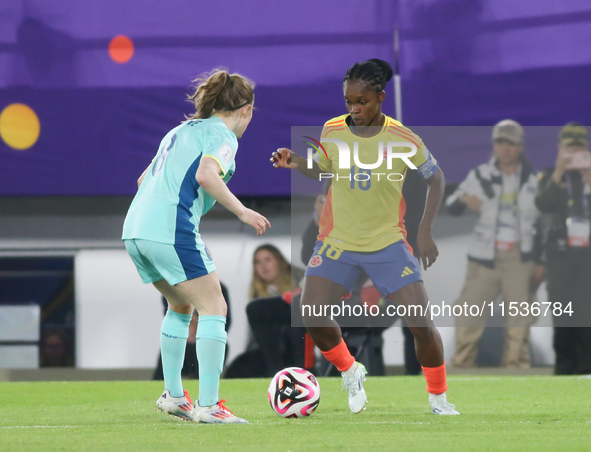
196, 157, 271, 236
417, 166, 445, 270
270, 148, 323, 179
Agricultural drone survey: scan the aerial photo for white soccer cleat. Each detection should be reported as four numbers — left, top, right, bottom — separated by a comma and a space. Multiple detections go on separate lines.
341, 362, 368, 414
429, 394, 460, 415
156, 389, 195, 421
193, 399, 250, 424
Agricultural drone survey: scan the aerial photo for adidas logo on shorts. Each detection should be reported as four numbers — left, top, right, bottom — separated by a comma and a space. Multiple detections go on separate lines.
401, 266, 414, 277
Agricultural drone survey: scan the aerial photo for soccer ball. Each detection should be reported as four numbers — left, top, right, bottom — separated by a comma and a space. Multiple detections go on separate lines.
267, 367, 320, 418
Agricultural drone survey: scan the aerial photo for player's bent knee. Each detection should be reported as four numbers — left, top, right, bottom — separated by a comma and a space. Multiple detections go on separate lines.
193, 295, 227, 317
412, 326, 437, 343
168, 303, 194, 315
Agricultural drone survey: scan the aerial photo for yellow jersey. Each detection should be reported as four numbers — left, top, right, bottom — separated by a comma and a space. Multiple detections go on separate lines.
314, 114, 438, 252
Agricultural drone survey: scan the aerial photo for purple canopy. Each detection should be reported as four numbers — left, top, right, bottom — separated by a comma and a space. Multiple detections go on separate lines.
0, 0, 590, 195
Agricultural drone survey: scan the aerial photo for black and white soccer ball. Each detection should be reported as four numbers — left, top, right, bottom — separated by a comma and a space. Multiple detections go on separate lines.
267, 367, 320, 418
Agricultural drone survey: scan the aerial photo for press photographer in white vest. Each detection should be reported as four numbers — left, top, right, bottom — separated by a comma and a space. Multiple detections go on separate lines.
446, 120, 542, 369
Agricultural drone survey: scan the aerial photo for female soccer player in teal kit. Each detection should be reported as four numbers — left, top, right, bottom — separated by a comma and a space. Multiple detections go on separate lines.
122, 69, 270, 424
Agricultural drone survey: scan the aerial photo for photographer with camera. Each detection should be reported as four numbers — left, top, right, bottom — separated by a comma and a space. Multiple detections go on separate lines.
536, 123, 591, 375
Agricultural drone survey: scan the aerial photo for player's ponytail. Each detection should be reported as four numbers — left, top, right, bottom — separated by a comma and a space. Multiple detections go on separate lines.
344, 59, 393, 92
188, 68, 255, 119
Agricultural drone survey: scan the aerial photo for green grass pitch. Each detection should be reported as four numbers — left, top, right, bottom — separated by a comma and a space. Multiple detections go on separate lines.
1, 376, 590, 451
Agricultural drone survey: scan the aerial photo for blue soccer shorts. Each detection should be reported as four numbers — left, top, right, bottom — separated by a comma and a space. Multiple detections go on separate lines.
124, 238, 216, 285
304, 240, 422, 297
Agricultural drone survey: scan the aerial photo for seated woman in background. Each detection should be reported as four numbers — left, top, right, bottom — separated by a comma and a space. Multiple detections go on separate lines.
246, 244, 306, 377
249, 244, 299, 299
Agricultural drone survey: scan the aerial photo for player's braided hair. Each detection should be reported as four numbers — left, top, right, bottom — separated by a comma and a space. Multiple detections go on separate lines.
188, 68, 255, 119
343, 59, 394, 92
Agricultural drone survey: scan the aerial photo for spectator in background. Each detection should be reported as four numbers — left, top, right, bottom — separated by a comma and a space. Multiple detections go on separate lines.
241, 191, 327, 377
535, 123, 591, 375
249, 244, 300, 299
39, 328, 74, 367
246, 244, 305, 377
447, 120, 541, 369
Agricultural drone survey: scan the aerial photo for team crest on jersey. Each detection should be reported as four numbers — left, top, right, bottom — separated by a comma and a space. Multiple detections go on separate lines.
309, 255, 323, 267
217, 143, 233, 165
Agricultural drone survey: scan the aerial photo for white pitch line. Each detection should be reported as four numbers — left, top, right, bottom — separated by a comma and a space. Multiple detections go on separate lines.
1, 425, 80, 429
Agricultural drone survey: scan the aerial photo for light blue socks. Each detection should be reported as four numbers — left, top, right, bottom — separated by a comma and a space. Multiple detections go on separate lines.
160, 309, 192, 398
196, 315, 227, 407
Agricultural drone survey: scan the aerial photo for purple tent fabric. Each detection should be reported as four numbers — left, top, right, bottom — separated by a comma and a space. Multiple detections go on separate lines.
0, 0, 590, 195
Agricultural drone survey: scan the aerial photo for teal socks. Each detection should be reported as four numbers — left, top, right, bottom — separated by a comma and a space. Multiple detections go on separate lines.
196, 315, 227, 407
160, 309, 192, 398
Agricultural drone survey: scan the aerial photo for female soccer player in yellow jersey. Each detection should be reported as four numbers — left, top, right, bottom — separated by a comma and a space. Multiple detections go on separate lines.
271, 59, 459, 415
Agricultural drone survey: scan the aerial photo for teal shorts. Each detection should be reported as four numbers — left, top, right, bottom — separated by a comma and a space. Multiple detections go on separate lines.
124, 238, 216, 285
